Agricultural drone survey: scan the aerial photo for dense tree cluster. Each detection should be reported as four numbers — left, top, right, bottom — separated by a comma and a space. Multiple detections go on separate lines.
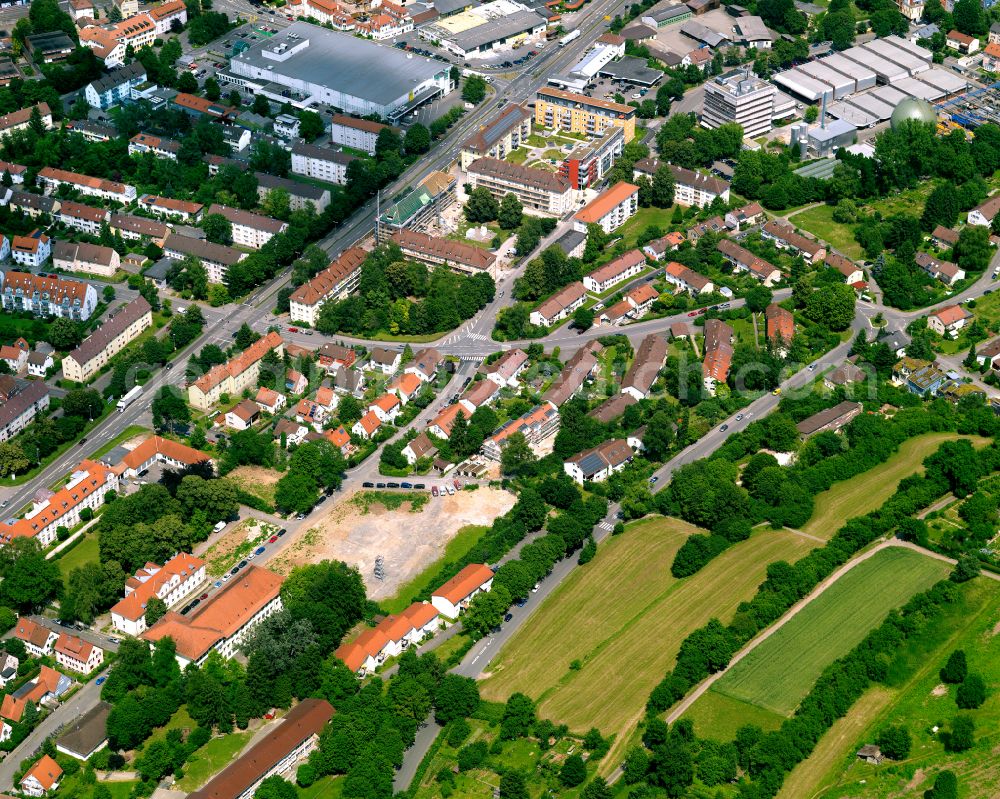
316, 243, 494, 337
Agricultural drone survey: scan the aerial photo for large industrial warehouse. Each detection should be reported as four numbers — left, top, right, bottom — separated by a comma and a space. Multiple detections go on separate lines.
226, 22, 452, 120
771, 35, 966, 127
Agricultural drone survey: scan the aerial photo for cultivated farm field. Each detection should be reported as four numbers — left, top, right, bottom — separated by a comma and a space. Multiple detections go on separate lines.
702, 547, 951, 720
780, 577, 1000, 799
480, 518, 815, 740
802, 433, 991, 539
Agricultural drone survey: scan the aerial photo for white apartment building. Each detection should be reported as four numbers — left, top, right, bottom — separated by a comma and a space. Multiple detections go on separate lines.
0, 270, 98, 320
111, 553, 207, 636
582, 248, 646, 293
466, 157, 574, 216
206, 203, 288, 249
331, 114, 391, 155
61, 297, 152, 383
58, 200, 110, 235
37, 167, 137, 203
0, 460, 118, 547
290, 142, 356, 185
573, 181, 638, 234
11, 231, 52, 268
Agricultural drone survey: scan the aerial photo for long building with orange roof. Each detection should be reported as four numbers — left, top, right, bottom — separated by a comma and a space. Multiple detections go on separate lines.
111, 435, 213, 478
188, 331, 284, 410
335, 601, 440, 676
111, 553, 207, 636
0, 460, 118, 547
37, 166, 137, 203
288, 246, 366, 326
431, 563, 493, 618
143, 565, 283, 667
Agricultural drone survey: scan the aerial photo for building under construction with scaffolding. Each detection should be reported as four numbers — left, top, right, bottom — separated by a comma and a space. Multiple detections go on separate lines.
937, 80, 1000, 131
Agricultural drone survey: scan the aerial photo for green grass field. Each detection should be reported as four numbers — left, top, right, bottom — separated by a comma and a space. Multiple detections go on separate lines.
779, 577, 1000, 799
802, 434, 991, 539
709, 547, 951, 718
481, 518, 816, 739
791, 204, 863, 260
175, 730, 253, 791
57, 534, 100, 579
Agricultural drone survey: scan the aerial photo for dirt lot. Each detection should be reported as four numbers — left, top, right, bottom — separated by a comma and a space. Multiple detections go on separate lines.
227, 465, 281, 506
269, 487, 516, 600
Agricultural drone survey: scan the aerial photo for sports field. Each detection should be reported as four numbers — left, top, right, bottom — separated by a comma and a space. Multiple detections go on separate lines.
480, 518, 815, 737
802, 433, 991, 539
708, 547, 951, 717
779, 577, 1000, 799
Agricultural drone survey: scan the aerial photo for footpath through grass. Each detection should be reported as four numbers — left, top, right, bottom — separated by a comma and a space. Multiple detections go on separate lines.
778, 576, 1000, 799
481, 518, 815, 738
802, 433, 991, 539
707, 547, 951, 719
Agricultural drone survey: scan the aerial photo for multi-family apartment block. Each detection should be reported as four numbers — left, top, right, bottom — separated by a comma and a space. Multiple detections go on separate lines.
206, 203, 288, 249
0, 270, 97, 319
288, 246, 366, 326
466, 157, 574, 216
188, 331, 284, 410
38, 167, 137, 203
61, 297, 152, 383
535, 87, 636, 141
52, 241, 121, 278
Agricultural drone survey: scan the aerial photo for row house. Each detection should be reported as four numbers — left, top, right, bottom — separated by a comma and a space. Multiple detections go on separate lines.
702, 318, 734, 396
61, 296, 151, 383
0, 103, 52, 140
142, 565, 283, 668
573, 181, 639, 235
58, 200, 109, 235
482, 403, 560, 461
762, 220, 825, 263
163, 233, 247, 284
188, 331, 284, 410
335, 602, 440, 676
530, 281, 586, 327
0, 460, 118, 547
0, 379, 50, 443
466, 157, 574, 217
206, 203, 288, 250
599, 283, 659, 325
564, 438, 634, 484
331, 114, 394, 156
288, 247, 366, 326
824, 251, 863, 284
38, 167, 137, 204
915, 252, 965, 286
111, 213, 169, 244
622, 333, 667, 400
542, 341, 602, 407
6, 189, 57, 219
664, 261, 713, 295
583, 249, 646, 293
110, 434, 213, 479
431, 564, 493, 618
290, 142, 356, 185
391, 228, 497, 279
54, 633, 104, 674
12, 230, 51, 268
52, 241, 121, 277
139, 195, 203, 222
129, 133, 181, 161
765, 302, 794, 356
66, 121, 116, 142
716, 239, 781, 286
484, 348, 529, 388
0, 270, 97, 320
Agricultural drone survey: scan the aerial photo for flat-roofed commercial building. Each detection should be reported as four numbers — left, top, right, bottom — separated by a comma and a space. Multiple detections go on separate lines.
466, 156, 574, 216
702, 69, 776, 138
535, 87, 636, 142
226, 21, 452, 121
421, 0, 547, 59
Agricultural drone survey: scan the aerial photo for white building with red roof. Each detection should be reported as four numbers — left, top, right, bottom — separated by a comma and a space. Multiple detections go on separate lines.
54, 633, 104, 674
21, 755, 62, 797
12, 617, 58, 657
431, 563, 494, 618
111, 553, 207, 636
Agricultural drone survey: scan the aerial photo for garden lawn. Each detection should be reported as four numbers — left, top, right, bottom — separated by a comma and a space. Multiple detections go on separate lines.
481, 519, 815, 739
802, 433, 992, 539
175, 730, 254, 791
57, 534, 100, 579
791, 204, 863, 260
381, 524, 490, 614
711, 547, 951, 717
778, 576, 1000, 799
614, 206, 674, 250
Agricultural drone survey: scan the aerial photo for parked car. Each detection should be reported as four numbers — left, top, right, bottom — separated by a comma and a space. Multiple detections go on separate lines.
387, 482, 400, 488
277, 528, 287, 536
363, 481, 374, 488
269, 535, 278, 543
96, 676, 106, 686
376, 482, 386, 488
255, 547, 266, 556
414, 483, 426, 489
446, 485, 455, 495
504, 613, 513, 622
401, 481, 413, 489
453, 479, 462, 489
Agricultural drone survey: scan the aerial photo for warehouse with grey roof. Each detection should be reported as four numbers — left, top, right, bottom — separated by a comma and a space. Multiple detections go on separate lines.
226, 21, 452, 120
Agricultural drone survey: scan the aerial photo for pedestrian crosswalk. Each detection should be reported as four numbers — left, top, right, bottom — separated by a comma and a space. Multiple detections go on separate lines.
597, 521, 614, 532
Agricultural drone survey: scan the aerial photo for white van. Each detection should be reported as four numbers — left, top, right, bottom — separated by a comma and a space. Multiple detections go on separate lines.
213, 521, 227, 533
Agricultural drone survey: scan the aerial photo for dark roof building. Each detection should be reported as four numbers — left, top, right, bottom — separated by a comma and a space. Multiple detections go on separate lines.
55, 701, 110, 760
795, 400, 863, 437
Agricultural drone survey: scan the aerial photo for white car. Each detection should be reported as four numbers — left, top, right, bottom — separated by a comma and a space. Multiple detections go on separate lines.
447, 485, 456, 495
